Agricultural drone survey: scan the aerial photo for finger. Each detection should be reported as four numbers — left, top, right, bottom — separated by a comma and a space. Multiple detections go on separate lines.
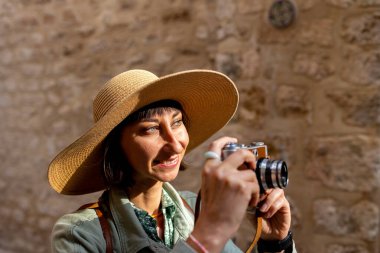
225, 169, 257, 183
248, 187, 261, 208
222, 149, 257, 171
201, 168, 258, 208
259, 189, 274, 202
223, 169, 260, 207
259, 189, 284, 213
204, 137, 237, 167
263, 197, 288, 219
208, 136, 238, 154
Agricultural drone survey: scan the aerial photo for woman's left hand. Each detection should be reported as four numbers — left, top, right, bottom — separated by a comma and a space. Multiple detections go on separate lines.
256, 189, 291, 241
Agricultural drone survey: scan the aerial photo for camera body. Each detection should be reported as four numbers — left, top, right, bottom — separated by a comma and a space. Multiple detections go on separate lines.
222, 142, 288, 193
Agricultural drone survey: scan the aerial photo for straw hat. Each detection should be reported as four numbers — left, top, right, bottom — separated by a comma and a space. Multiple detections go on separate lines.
48, 69, 239, 195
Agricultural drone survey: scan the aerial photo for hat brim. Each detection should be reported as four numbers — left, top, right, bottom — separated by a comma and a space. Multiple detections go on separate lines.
48, 70, 239, 195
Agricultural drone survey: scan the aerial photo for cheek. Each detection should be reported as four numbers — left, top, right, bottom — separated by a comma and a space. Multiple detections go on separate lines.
176, 126, 189, 145
179, 127, 190, 148
122, 140, 156, 166
120, 135, 147, 169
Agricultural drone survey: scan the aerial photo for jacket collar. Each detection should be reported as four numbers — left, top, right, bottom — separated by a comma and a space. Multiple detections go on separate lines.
107, 183, 194, 252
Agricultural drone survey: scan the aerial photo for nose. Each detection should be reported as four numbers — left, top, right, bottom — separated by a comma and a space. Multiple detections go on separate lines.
162, 128, 183, 154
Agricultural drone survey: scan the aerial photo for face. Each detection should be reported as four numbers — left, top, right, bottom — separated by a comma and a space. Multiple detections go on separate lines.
120, 109, 189, 186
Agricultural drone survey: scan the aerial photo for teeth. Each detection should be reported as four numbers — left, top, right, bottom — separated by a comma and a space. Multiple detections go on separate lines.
161, 157, 178, 165
162, 160, 176, 165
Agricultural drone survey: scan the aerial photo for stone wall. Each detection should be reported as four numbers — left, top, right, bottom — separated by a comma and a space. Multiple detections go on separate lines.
0, 0, 379, 252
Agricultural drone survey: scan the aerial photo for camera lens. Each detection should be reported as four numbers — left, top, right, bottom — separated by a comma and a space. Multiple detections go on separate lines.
256, 158, 288, 193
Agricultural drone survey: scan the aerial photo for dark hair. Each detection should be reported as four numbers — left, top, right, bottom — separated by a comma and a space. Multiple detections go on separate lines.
103, 100, 188, 188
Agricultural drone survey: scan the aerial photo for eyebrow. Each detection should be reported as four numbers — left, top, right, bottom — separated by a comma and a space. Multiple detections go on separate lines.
139, 111, 182, 123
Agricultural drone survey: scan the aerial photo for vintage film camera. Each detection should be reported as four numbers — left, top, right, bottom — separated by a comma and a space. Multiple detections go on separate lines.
222, 142, 288, 193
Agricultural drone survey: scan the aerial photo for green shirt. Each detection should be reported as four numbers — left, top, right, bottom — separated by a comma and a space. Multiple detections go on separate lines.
132, 190, 176, 248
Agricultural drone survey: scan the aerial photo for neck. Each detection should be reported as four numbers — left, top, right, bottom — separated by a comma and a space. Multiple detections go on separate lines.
127, 181, 164, 215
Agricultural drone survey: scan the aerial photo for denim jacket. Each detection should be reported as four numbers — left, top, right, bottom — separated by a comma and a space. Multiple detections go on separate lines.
51, 183, 296, 253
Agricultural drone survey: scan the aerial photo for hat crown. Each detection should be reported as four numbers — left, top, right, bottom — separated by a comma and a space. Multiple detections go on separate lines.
93, 70, 159, 122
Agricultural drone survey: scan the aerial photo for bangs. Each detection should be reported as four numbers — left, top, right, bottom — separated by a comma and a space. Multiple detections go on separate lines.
122, 100, 187, 126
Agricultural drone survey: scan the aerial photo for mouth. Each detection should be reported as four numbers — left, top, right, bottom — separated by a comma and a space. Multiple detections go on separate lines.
154, 156, 179, 168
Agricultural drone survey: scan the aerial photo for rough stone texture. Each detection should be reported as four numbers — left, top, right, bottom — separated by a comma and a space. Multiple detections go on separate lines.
327, 87, 380, 128
325, 0, 380, 7
324, 0, 356, 8
341, 48, 380, 86
0, 1, 379, 253
236, 84, 267, 127
313, 199, 379, 241
306, 135, 380, 192
327, 244, 370, 253
275, 85, 310, 116
293, 52, 335, 81
358, 0, 380, 6
341, 12, 380, 45
298, 18, 334, 47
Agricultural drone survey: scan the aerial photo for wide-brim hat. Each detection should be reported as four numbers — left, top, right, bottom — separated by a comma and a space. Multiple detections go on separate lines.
48, 69, 239, 195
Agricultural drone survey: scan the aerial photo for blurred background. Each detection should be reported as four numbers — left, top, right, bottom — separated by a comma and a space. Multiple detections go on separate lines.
0, 0, 379, 252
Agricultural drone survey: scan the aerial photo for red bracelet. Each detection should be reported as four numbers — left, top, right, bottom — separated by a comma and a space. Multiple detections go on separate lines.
188, 234, 209, 253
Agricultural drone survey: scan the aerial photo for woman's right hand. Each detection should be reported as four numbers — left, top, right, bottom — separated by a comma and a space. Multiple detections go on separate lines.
188, 137, 261, 253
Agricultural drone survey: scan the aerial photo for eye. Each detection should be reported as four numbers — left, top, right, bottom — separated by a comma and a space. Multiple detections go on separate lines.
144, 125, 159, 134
172, 119, 183, 128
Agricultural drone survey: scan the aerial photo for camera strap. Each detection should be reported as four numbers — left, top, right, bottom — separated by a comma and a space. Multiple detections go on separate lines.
194, 191, 263, 253
246, 215, 262, 253
78, 200, 113, 253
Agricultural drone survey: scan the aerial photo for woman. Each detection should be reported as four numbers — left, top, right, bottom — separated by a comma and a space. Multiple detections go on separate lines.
49, 69, 295, 253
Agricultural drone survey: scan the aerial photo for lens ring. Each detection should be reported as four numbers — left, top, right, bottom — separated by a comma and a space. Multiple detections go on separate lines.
258, 158, 269, 191
280, 162, 288, 188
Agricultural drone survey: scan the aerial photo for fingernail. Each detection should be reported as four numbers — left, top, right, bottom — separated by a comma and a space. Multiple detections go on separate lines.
260, 203, 268, 212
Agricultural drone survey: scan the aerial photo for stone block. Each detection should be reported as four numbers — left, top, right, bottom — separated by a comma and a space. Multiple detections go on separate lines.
325, 0, 380, 7
263, 134, 295, 173
216, 23, 238, 40
327, 87, 380, 128
341, 12, 380, 46
153, 49, 172, 64
0, 93, 12, 108
357, 0, 380, 6
258, 25, 297, 44
287, 196, 302, 229
298, 19, 334, 47
297, 0, 318, 10
340, 48, 380, 86
327, 243, 369, 253
20, 63, 44, 77
195, 25, 209, 40
17, 15, 39, 28
215, 53, 242, 80
275, 85, 310, 116
161, 7, 191, 23
237, 0, 264, 14
216, 0, 236, 20
61, 9, 78, 25
14, 47, 36, 62
0, 50, 13, 65
293, 52, 335, 81
313, 198, 379, 241
236, 84, 266, 127
240, 48, 260, 79
324, 0, 356, 8
306, 135, 380, 192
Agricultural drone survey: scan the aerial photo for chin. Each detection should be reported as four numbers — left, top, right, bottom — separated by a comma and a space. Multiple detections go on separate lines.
157, 170, 180, 182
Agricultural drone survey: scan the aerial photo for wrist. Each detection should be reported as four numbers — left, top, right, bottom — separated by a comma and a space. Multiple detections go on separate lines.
189, 223, 230, 253
257, 231, 293, 253
191, 215, 236, 252
187, 234, 209, 253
